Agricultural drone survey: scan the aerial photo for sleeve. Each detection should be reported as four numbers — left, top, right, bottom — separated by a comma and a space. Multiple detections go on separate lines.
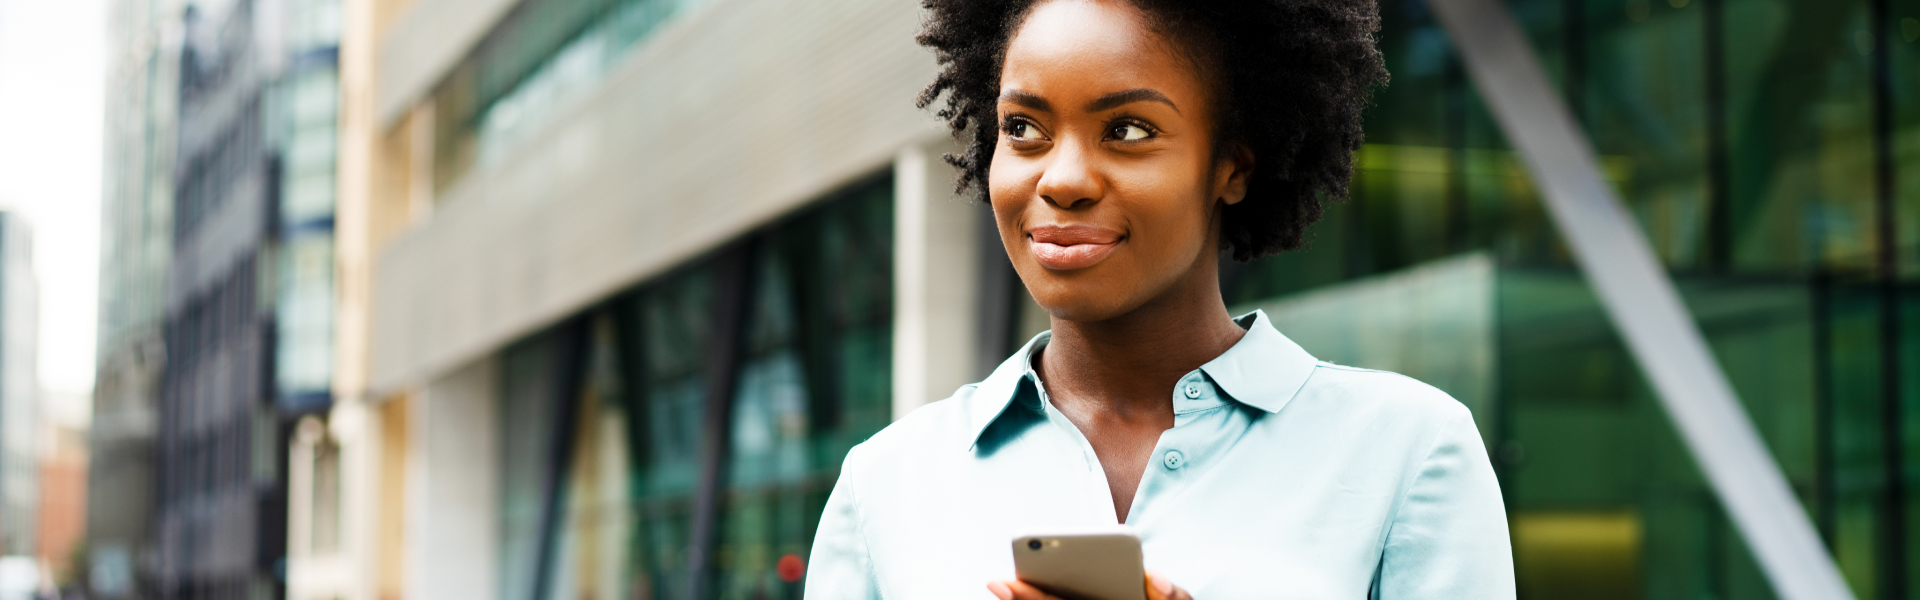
805, 445, 883, 600
1372, 403, 1516, 600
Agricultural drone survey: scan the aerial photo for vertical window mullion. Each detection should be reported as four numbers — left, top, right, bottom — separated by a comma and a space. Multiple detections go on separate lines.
529, 317, 591, 600
686, 240, 760, 600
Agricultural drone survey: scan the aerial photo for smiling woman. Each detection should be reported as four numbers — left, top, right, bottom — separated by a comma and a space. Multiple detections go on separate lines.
805, 1, 1512, 599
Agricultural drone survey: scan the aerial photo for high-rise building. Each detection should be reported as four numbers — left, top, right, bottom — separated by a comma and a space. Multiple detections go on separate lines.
92, 0, 342, 599
279, 1, 407, 599
288, 0, 1920, 599
157, 0, 287, 597
0, 213, 36, 558
93, 0, 184, 597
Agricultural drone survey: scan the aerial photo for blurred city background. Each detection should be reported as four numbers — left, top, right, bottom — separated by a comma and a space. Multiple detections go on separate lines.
0, 0, 1907, 598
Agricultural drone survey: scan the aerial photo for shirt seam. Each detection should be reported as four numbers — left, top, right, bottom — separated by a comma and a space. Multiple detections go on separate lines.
1172, 402, 1233, 416
1315, 363, 1406, 378
1374, 407, 1454, 565
1313, 365, 1460, 410
844, 443, 883, 595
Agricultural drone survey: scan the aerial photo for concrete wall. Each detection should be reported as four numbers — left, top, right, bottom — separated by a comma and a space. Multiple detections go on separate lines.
374, 0, 517, 127
403, 358, 498, 600
369, 0, 946, 394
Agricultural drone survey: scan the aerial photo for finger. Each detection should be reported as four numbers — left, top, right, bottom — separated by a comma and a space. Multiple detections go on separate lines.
1144, 572, 1191, 600
988, 581, 1014, 600
986, 580, 1037, 600
1145, 571, 1171, 600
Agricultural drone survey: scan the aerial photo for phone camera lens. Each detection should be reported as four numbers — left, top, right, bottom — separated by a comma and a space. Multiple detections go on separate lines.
1027, 539, 1043, 550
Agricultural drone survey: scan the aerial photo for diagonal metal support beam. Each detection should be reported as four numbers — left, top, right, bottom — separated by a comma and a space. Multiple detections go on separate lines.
1424, 1, 1857, 599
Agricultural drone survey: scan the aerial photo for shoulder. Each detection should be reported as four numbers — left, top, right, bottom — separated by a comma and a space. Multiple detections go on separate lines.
1292, 362, 1478, 442
1304, 363, 1470, 415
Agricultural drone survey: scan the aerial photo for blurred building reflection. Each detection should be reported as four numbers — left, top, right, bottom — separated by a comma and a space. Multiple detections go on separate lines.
94, 0, 1920, 599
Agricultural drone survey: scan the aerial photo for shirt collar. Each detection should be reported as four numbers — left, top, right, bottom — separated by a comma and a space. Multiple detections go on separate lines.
965, 310, 1318, 449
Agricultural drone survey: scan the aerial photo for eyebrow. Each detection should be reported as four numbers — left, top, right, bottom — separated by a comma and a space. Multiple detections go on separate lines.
999, 90, 1052, 112
1086, 89, 1179, 114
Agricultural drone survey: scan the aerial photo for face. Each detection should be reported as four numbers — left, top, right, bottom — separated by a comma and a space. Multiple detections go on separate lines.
990, 0, 1251, 323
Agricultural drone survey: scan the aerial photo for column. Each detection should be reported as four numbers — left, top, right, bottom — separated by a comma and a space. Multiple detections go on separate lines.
403, 358, 499, 600
892, 138, 985, 420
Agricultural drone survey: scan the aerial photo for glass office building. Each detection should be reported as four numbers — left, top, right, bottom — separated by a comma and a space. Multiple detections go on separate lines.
338, 0, 1920, 599
492, 179, 894, 600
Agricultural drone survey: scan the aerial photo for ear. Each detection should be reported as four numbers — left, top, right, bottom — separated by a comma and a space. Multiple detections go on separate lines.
1213, 144, 1256, 205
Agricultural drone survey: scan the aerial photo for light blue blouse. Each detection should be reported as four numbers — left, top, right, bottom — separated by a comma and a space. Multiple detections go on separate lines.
805, 311, 1514, 599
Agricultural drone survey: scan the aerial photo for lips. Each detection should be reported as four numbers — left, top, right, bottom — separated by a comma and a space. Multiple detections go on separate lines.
1028, 224, 1124, 271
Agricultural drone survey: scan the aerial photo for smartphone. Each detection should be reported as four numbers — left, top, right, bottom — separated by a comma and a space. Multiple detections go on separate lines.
1010, 529, 1147, 600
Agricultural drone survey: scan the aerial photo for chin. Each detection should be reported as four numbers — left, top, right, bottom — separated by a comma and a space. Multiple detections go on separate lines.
1022, 270, 1147, 324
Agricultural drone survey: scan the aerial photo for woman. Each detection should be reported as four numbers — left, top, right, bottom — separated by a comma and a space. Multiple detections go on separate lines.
806, 0, 1513, 598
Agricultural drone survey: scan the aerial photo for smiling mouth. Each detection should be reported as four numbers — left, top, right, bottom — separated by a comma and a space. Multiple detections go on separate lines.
1028, 224, 1124, 271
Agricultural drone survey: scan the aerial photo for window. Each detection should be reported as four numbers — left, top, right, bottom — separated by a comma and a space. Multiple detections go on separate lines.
430, 0, 709, 192
496, 174, 892, 600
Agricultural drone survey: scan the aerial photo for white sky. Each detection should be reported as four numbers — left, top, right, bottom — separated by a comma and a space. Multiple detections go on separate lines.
0, 0, 106, 423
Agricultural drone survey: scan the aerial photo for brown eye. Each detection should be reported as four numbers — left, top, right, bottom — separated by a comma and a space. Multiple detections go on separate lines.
1005, 120, 1039, 140
1107, 123, 1151, 141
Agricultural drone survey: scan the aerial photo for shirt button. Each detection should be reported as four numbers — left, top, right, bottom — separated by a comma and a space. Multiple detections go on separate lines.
1162, 450, 1185, 470
1183, 384, 1201, 399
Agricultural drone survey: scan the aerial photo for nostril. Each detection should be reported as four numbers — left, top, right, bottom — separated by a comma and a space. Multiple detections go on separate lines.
1040, 193, 1094, 210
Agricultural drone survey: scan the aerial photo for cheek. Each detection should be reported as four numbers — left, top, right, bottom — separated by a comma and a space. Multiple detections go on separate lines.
1116, 175, 1215, 256
986, 147, 1028, 199
987, 153, 1035, 235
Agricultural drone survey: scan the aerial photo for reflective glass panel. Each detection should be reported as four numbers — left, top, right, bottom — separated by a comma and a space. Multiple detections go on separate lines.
711, 176, 894, 599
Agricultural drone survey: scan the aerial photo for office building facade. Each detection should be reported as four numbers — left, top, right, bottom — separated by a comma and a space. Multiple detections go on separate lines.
93, 0, 183, 596
292, 0, 1920, 599
159, 0, 287, 597
93, 1, 343, 600
0, 214, 35, 558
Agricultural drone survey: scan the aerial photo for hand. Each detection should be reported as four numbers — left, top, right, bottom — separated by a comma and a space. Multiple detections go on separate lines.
986, 571, 1192, 600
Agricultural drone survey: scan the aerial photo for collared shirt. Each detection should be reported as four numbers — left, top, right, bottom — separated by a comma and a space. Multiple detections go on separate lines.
804, 311, 1514, 599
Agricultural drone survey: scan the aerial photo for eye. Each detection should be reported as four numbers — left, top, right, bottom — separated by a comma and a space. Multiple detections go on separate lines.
1003, 119, 1043, 140
1106, 122, 1153, 142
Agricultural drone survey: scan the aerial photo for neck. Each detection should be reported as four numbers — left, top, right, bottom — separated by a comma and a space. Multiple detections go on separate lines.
1036, 257, 1246, 418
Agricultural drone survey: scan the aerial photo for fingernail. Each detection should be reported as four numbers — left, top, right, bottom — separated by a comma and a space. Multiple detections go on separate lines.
987, 581, 1013, 600
1148, 573, 1174, 597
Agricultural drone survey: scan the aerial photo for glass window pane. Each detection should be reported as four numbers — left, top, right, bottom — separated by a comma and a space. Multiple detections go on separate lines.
549, 316, 634, 600
276, 232, 333, 402
712, 175, 892, 599
499, 332, 567, 600
430, 0, 698, 192
1220, 0, 1916, 597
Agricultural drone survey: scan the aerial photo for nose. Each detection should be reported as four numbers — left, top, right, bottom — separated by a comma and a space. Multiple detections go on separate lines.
1035, 137, 1101, 210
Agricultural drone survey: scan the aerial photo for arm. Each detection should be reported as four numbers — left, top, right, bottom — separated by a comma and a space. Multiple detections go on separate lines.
1373, 404, 1516, 600
805, 446, 882, 600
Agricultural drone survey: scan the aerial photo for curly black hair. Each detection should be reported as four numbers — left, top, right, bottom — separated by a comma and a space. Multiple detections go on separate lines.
916, 0, 1387, 261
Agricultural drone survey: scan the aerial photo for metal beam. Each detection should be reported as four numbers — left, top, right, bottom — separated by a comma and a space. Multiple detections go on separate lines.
1424, 1, 1857, 599
684, 241, 757, 600
529, 318, 589, 600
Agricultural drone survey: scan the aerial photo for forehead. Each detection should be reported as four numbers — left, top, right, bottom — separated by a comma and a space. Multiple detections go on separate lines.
1000, 0, 1208, 104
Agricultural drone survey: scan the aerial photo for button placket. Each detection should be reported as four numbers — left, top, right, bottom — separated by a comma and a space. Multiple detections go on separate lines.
1031, 374, 1127, 517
